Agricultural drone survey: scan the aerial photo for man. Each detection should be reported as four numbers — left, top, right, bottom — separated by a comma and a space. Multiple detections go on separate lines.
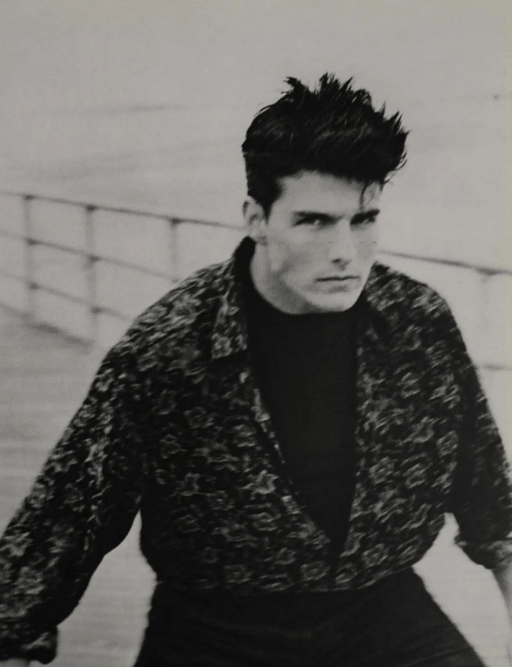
1, 74, 512, 666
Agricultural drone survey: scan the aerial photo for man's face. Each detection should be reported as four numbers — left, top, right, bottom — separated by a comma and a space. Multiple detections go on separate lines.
246, 171, 382, 313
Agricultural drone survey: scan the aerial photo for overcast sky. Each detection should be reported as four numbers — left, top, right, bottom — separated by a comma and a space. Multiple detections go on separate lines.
0, 0, 509, 111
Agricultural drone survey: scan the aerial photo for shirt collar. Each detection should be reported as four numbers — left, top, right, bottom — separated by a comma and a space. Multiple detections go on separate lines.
360, 261, 396, 324
210, 237, 253, 360
210, 236, 392, 360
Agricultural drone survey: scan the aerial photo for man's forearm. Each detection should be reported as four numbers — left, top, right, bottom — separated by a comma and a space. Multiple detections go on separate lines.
493, 557, 512, 664
493, 557, 512, 619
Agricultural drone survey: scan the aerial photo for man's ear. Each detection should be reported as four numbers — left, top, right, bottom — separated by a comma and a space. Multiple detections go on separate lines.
243, 197, 268, 245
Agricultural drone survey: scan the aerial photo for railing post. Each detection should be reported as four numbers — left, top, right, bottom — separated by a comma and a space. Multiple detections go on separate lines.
478, 270, 491, 366
84, 205, 98, 343
22, 194, 35, 321
168, 217, 180, 283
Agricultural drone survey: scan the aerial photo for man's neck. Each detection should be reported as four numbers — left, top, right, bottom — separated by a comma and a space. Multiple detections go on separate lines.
249, 245, 307, 315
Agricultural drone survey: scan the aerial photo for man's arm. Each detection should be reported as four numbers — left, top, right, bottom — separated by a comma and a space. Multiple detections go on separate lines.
0, 660, 30, 666
494, 558, 512, 617
434, 297, 512, 661
493, 559, 512, 661
0, 345, 146, 663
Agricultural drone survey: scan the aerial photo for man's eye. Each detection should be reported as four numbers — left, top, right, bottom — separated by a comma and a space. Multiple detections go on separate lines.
352, 216, 377, 226
296, 217, 329, 226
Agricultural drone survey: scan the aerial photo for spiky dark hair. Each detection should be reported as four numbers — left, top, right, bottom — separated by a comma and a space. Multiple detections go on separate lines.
242, 74, 408, 214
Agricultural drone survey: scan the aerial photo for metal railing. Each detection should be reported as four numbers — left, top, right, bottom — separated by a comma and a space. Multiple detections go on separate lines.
0, 191, 242, 345
0, 190, 511, 375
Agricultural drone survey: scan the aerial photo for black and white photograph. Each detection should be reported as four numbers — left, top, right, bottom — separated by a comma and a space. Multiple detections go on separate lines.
0, 1, 511, 665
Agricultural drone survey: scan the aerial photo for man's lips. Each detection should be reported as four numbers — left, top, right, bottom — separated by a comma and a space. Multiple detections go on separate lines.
315, 276, 361, 291
317, 276, 359, 282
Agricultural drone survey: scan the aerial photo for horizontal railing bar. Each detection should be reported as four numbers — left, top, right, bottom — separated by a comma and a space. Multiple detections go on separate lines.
0, 229, 24, 242
0, 190, 240, 230
0, 268, 23, 280
26, 237, 87, 256
21, 236, 176, 280
1, 191, 510, 277
94, 304, 132, 322
21, 232, 512, 282
29, 281, 152, 323
1, 190, 510, 376
482, 363, 512, 373
93, 255, 175, 280
30, 282, 89, 306
379, 249, 512, 278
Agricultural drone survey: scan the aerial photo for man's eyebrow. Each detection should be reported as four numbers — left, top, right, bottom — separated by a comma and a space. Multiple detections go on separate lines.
292, 209, 381, 219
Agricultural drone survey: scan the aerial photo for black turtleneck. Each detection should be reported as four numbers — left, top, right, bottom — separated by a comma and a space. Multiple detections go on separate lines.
241, 254, 357, 553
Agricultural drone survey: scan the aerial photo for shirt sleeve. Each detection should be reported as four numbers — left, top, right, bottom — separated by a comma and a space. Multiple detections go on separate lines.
0, 343, 147, 663
442, 303, 512, 569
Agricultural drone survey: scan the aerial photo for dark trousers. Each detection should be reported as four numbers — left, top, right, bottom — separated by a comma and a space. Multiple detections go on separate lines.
134, 569, 485, 666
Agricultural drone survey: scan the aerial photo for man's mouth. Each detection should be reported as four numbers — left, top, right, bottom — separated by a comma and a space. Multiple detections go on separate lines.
317, 276, 359, 282
315, 276, 361, 292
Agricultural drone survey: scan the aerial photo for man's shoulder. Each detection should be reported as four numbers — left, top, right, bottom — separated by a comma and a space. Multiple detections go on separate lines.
111, 258, 232, 362
369, 262, 474, 374
369, 260, 453, 324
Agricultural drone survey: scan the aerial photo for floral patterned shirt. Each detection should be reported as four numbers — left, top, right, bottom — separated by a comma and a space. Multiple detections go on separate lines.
1, 237, 512, 663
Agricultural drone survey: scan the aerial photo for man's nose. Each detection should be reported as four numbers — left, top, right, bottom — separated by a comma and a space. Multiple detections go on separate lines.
327, 221, 357, 264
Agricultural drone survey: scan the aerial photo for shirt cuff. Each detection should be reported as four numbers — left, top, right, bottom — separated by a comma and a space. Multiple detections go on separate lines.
0, 629, 57, 664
